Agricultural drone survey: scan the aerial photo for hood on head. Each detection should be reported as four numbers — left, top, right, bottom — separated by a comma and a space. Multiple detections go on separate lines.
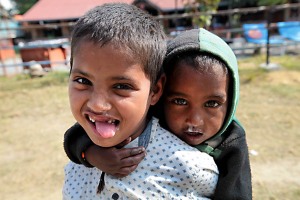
164, 28, 241, 155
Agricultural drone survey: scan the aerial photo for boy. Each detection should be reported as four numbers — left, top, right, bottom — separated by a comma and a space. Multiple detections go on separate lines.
63, 3, 218, 200
64, 28, 252, 199
161, 28, 252, 199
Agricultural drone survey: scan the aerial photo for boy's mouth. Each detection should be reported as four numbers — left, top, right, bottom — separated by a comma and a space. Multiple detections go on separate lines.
184, 131, 203, 137
87, 115, 120, 139
184, 126, 203, 135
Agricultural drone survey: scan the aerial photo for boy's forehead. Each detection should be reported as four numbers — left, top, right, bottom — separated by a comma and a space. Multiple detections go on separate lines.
72, 41, 147, 74
175, 60, 228, 76
74, 39, 135, 60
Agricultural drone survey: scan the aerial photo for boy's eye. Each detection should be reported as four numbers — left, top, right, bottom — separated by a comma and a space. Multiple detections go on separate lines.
113, 84, 133, 90
205, 100, 220, 108
74, 77, 91, 85
172, 98, 187, 105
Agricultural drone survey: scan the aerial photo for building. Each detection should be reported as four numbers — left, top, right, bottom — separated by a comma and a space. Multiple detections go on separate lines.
19, 0, 188, 40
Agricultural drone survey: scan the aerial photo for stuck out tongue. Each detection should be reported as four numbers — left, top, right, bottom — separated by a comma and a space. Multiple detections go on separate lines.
95, 121, 116, 138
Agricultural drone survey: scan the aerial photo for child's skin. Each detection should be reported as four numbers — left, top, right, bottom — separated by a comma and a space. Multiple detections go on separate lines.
69, 40, 164, 148
163, 53, 229, 146
82, 52, 229, 177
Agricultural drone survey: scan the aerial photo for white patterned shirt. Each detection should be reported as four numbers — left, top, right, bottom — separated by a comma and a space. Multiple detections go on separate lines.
63, 118, 218, 200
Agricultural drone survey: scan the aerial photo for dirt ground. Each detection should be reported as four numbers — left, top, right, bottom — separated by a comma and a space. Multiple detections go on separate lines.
0, 68, 299, 199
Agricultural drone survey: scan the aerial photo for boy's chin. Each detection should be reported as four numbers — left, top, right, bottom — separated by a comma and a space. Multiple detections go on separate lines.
92, 139, 117, 148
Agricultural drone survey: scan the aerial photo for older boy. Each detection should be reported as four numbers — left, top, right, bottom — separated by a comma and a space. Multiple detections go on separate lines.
63, 3, 218, 200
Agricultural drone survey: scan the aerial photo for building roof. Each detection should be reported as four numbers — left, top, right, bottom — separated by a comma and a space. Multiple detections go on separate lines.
21, 0, 185, 22
21, 0, 132, 21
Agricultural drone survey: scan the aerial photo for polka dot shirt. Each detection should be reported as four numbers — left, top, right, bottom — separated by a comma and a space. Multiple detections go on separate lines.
63, 118, 219, 200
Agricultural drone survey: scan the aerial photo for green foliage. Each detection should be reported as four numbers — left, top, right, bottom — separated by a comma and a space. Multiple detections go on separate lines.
257, 0, 288, 6
11, 0, 38, 15
183, 0, 291, 27
183, 0, 221, 28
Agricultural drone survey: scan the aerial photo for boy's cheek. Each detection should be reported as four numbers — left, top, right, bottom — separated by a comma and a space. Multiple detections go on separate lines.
69, 91, 84, 117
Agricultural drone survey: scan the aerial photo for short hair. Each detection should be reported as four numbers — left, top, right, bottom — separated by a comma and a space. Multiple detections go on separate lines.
164, 51, 228, 76
70, 3, 166, 86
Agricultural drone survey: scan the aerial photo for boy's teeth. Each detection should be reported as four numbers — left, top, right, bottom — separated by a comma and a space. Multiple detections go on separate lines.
88, 116, 115, 124
108, 120, 114, 124
89, 116, 95, 123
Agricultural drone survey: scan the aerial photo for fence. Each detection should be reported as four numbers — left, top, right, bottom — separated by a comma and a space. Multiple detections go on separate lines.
1, 3, 300, 76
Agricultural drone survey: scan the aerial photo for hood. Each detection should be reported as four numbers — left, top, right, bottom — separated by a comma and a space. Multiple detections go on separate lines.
164, 28, 241, 156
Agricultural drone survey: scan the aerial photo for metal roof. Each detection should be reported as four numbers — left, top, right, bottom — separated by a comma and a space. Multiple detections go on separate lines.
21, 0, 185, 22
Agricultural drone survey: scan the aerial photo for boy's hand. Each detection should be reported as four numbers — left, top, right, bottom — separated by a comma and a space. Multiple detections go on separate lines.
85, 144, 146, 178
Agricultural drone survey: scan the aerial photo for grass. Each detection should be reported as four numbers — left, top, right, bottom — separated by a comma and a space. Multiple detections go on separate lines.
0, 54, 300, 199
0, 71, 74, 200
236, 54, 300, 200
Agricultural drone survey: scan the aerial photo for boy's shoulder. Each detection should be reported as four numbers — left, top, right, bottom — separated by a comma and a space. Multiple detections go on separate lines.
149, 117, 191, 147
149, 117, 215, 153
201, 120, 247, 158
212, 120, 248, 160
221, 120, 246, 145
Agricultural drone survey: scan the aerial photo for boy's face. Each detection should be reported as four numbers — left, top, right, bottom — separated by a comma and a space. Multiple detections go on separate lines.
163, 63, 229, 146
69, 41, 162, 147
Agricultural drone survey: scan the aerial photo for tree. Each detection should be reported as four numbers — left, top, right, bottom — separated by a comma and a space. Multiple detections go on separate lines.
183, 0, 292, 28
11, 0, 38, 15
0, 3, 8, 17
182, 0, 221, 28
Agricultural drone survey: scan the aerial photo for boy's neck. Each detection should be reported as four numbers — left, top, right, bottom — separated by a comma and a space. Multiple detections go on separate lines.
131, 117, 151, 142
116, 117, 151, 148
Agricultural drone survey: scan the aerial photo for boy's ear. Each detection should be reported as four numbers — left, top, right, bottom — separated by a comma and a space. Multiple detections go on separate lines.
150, 74, 166, 106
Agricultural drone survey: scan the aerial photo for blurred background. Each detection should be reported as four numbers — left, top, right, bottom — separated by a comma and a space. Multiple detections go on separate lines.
0, 0, 299, 199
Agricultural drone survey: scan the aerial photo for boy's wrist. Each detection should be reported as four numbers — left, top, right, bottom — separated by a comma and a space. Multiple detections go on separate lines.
76, 138, 94, 168
80, 150, 93, 168
63, 122, 95, 167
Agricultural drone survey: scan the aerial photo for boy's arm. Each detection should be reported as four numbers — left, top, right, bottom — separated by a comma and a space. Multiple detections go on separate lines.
64, 123, 93, 167
85, 144, 146, 178
213, 122, 252, 200
63, 123, 146, 177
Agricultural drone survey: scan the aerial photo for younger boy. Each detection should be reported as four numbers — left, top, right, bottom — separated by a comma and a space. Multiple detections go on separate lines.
63, 3, 218, 199
64, 28, 252, 199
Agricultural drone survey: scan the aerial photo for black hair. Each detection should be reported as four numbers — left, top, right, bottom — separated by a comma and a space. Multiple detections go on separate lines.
70, 3, 167, 87
164, 51, 228, 77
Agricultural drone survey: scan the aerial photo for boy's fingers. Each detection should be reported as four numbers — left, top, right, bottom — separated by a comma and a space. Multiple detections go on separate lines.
118, 164, 139, 176
130, 146, 146, 156
118, 147, 145, 159
121, 152, 146, 166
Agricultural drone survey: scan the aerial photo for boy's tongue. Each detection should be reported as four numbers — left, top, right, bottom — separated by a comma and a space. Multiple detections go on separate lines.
95, 121, 116, 138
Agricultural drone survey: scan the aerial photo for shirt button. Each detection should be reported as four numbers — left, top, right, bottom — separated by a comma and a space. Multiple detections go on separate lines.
112, 193, 119, 200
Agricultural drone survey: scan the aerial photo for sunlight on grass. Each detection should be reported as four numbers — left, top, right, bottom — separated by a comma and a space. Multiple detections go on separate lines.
0, 71, 70, 92
0, 54, 300, 200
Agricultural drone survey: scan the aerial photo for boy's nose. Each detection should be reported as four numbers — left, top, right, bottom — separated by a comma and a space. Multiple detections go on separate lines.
87, 90, 112, 112
186, 109, 204, 127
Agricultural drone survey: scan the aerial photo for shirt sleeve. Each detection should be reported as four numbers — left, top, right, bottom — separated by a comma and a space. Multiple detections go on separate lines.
63, 123, 94, 167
